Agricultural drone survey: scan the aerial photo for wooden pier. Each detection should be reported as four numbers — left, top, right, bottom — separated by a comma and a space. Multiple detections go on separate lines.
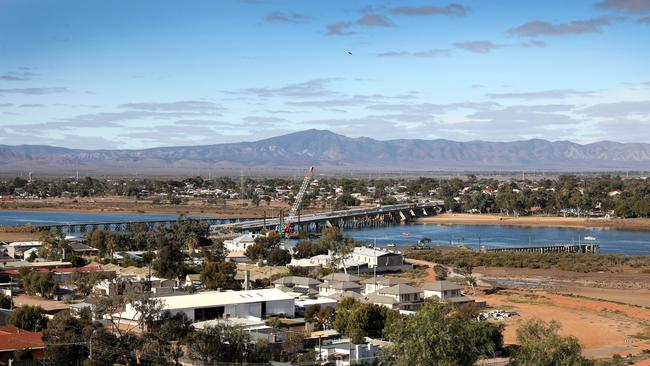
482, 244, 600, 254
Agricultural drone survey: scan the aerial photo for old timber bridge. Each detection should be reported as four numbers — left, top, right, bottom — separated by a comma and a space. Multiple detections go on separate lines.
27, 202, 444, 234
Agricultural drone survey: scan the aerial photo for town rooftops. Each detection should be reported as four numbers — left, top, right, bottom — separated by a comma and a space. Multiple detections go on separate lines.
0, 325, 44, 352
320, 273, 361, 283
360, 276, 411, 286
377, 283, 422, 295
272, 276, 321, 287
157, 288, 293, 310
317, 281, 362, 290
422, 280, 463, 292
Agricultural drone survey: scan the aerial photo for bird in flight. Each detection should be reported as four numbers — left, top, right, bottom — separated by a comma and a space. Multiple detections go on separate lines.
347, 51, 352, 55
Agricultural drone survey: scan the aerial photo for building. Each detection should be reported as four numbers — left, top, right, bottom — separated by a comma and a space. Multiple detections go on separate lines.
349, 247, 407, 272
0, 325, 45, 364
272, 276, 321, 298
120, 288, 295, 323
422, 280, 473, 304
360, 276, 412, 295
318, 273, 363, 297
3, 241, 41, 258
372, 284, 422, 310
223, 233, 262, 252
317, 338, 379, 366
318, 281, 363, 297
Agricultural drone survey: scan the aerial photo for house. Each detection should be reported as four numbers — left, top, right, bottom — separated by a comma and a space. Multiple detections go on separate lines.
317, 338, 379, 366
68, 242, 99, 256
3, 241, 41, 258
272, 276, 321, 298
0, 325, 45, 364
350, 247, 406, 272
422, 280, 473, 304
372, 284, 422, 310
360, 276, 411, 295
223, 233, 262, 252
318, 281, 363, 297
119, 288, 295, 323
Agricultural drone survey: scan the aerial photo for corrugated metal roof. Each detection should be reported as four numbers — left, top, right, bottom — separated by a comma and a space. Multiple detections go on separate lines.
158, 288, 293, 310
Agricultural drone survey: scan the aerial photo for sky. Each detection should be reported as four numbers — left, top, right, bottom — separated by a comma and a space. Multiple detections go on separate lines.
0, 0, 649, 149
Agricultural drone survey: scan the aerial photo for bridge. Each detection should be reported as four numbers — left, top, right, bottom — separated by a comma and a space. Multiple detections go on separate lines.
211, 202, 444, 233
29, 217, 258, 234
25, 202, 444, 234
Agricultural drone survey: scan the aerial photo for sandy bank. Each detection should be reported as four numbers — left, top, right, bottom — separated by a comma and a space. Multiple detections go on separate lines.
417, 213, 650, 231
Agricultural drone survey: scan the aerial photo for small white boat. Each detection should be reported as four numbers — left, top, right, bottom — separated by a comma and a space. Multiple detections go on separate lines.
387, 243, 396, 247
583, 236, 597, 241
401, 232, 410, 237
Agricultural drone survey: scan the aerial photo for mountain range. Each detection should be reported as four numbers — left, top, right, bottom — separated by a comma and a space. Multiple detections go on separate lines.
1, 129, 650, 175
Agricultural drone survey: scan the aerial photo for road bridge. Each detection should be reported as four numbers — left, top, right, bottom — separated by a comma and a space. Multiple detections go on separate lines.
29, 217, 257, 234
212, 202, 444, 233
482, 243, 600, 254
25, 202, 443, 235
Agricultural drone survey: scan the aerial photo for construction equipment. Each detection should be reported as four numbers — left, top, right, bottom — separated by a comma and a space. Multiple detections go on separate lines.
282, 166, 314, 235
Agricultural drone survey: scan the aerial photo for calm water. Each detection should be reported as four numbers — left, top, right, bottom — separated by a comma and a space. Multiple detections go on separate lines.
346, 223, 650, 256
0, 210, 184, 226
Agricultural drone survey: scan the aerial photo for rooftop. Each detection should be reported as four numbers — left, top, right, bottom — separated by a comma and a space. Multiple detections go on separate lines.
352, 247, 400, 257
422, 280, 463, 292
360, 276, 411, 286
318, 281, 362, 290
377, 284, 422, 295
0, 325, 44, 352
272, 276, 321, 287
320, 273, 361, 283
157, 288, 293, 310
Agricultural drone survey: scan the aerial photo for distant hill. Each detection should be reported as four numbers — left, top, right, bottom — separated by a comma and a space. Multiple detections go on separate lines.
1, 129, 650, 175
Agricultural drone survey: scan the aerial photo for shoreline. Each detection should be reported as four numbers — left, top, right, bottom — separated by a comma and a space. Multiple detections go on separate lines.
416, 213, 650, 231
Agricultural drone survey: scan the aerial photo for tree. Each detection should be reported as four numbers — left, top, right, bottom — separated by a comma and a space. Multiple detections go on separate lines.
383, 301, 503, 366
187, 323, 265, 363
152, 234, 185, 280
43, 310, 92, 364
201, 261, 241, 290
510, 319, 591, 366
7, 305, 48, 332
332, 299, 395, 343
20, 269, 58, 298
38, 230, 69, 260
305, 304, 335, 331
0, 293, 12, 309
267, 248, 291, 266
293, 241, 313, 259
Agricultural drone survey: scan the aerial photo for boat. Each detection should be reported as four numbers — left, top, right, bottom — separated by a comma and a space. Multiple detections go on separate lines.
583, 236, 597, 241
401, 233, 410, 237
387, 243, 396, 247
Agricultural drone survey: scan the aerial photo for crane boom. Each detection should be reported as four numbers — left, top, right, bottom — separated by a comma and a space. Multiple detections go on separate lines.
285, 166, 314, 231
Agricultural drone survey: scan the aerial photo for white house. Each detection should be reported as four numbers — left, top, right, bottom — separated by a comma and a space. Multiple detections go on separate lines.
360, 276, 411, 295
350, 247, 406, 272
422, 280, 472, 304
223, 233, 262, 252
373, 284, 422, 311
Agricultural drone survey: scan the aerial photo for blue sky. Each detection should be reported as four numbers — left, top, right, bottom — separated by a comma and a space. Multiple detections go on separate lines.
1, 0, 649, 149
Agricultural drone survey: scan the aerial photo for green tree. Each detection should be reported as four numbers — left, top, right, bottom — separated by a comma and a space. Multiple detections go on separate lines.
201, 261, 241, 290
7, 305, 48, 331
383, 301, 503, 366
20, 269, 58, 298
38, 230, 69, 260
152, 234, 185, 280
510, 319, 591, 366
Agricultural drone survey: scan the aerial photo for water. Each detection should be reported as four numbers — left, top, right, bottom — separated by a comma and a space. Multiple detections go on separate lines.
346, 223, 650, 256
0, 210, 187, 226
1, 210, 649, 256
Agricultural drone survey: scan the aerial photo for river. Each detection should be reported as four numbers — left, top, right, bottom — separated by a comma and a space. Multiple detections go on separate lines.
346, 223, 650, 256
1, 210, 648, 256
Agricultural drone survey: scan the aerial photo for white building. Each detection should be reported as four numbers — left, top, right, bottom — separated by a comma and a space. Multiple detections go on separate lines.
120, 288, 295, 323
223, 233, 262, 252
360, 276, 412, 295
350, 247, 406, 272
422, 280, 472, 305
